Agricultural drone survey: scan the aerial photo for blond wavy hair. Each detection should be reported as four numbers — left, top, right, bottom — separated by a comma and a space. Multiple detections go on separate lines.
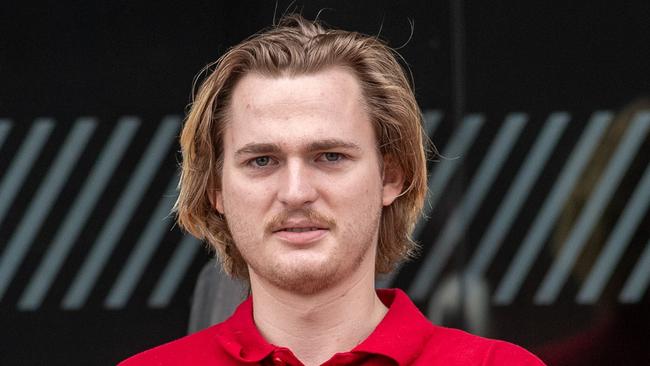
175, 14, 429, 280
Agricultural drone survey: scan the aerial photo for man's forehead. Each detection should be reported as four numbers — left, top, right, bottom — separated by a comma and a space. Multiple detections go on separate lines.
223, 69, 376, 153
233, 76, 327, 108
229, 69, 366, 119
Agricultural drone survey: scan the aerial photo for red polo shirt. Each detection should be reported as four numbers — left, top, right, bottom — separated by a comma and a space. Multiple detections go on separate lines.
120, 289, 545, 365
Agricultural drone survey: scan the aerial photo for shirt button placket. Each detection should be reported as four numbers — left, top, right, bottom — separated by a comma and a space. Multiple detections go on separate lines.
272, 355, 287, 366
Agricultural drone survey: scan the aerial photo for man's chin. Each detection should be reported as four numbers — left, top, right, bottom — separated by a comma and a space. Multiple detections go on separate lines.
257, 264, 340, 295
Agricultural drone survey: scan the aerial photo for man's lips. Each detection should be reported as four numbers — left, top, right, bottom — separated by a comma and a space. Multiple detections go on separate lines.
275, 227, 325, 232
270, 219, 329, 233
271, 225, 329, 244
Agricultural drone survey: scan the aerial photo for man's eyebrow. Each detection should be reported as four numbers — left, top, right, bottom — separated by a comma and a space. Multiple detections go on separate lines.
234, 139, 362, 157
235, 143, 282, 157
306, 139, 362, 152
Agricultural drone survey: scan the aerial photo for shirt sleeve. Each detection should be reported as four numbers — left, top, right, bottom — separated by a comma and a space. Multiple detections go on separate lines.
482, 340, 547, 366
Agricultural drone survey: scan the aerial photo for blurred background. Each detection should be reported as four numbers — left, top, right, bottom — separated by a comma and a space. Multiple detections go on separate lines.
1, 1, 648, 365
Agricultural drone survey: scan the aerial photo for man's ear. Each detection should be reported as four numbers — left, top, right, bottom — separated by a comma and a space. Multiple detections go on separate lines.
382, 155, 405, 206
208, 188, 225, 214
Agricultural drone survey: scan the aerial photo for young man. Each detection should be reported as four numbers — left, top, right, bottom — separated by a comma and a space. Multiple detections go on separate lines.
120, 15, 545, 366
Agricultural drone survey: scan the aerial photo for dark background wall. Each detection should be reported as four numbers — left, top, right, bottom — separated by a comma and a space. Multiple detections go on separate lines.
1, 1, 648, 365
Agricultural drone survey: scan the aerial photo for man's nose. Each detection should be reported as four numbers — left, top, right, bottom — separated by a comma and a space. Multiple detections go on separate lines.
277, 160, 319, 207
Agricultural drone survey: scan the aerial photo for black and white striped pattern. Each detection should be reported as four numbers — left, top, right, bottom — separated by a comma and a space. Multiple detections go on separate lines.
0, 111, 648, 309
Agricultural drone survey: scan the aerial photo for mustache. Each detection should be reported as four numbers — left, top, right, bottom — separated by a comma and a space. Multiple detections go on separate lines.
266, 208, 336, 233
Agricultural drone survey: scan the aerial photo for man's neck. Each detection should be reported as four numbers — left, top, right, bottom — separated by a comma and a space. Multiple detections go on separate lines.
249, 270, 388, 366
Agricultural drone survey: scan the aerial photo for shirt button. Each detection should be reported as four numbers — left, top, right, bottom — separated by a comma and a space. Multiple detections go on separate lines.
273, 356, 287, 366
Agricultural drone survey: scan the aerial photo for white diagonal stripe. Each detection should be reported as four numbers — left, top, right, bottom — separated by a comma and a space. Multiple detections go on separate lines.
0, 120, 11, 148
148, 236, 201, 308
412, 114, 484, 240
0, 119, 54, 226
619, 238, 650, 303
578, 163, 650, 303
423, 110, 443, 138
104, 177, 178, 309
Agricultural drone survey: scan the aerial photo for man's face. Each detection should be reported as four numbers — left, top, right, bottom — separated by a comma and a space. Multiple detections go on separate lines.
213, 67, 403, 294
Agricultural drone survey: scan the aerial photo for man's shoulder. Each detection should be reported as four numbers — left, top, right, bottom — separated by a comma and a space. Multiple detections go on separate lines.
118, 322, 227, 366
420, 325, 546, 366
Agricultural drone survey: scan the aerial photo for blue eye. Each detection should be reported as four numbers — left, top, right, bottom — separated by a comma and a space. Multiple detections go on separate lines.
254, 156, 270, 166
323, 152, 341, 162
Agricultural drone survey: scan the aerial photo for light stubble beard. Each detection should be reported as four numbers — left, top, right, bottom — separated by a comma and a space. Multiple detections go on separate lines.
238, 207, 380, 295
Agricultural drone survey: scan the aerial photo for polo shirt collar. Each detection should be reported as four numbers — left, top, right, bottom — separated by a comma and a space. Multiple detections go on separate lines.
215, 288, 433, 365
351, 289, 433, 364
214, 297, 275, 363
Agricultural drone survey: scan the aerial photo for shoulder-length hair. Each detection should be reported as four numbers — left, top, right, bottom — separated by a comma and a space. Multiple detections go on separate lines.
175, 14, 429, 280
